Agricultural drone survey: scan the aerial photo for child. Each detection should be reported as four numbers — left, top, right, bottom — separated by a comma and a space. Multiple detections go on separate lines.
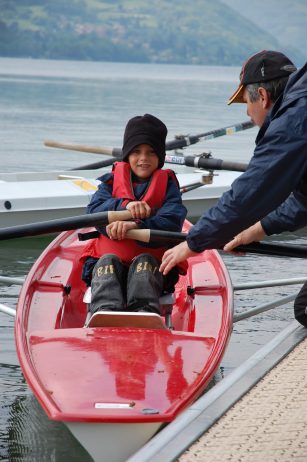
81, 114, 187, 317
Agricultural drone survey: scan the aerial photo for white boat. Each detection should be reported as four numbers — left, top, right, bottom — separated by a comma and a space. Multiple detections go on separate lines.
0, 167, 241, 228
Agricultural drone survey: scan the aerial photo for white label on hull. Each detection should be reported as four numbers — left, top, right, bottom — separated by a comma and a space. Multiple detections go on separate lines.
95, 402, 135, 409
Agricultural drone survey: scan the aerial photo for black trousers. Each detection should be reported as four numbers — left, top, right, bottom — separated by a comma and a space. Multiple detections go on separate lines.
89, 253, 165, 315
294, 281, 307, 327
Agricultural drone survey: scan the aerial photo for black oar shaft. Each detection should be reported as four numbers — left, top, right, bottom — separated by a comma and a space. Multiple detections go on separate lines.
108, 121, 254, 154
45, 121, 254, 162
126, 229, 186, 244
71, 158, 114, 170
180, 182, 203, 193
0, 210, 132, 241
150, 229, 187, 243
236, 242, 307, 259
184, 156, 248, 172
165, 120, 254, 150
126, 229, 307, 259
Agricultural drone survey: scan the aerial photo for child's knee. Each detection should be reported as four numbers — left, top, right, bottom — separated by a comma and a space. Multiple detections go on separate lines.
93, 254, 123, 279
90, 254, 126, 313
129, 253, 160, 276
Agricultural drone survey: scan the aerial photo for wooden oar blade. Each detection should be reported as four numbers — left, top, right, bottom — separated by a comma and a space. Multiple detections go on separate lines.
0, 210, 132, 241
44, 140, 122, 158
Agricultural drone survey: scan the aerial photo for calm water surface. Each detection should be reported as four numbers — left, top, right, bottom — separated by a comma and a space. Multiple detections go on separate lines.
0, 58, 306, 461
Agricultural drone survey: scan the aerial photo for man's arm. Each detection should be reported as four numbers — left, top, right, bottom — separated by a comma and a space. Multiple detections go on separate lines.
187, 115, 307, 252
261, 191, 307, 235
223, 191, 307, 252
160, 107, 307, 273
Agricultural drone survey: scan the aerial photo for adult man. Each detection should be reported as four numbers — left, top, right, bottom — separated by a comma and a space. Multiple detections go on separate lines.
160, 50, 307, 325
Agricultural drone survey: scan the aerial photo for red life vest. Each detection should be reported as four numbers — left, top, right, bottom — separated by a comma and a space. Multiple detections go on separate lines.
112, 162, 178, 208
81, 162, 187, 273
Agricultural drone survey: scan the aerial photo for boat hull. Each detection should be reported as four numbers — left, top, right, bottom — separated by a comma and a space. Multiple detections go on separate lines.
0, 169, 241, 227
66, 421, 161, 462
15, 221, 233, 461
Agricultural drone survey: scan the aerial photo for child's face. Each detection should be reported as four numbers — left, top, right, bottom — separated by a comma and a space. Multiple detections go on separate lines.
128, 144, 160, 179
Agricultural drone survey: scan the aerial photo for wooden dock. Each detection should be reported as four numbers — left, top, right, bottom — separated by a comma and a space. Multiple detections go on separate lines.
128, 322, 307, 462
179, 335, 307, 461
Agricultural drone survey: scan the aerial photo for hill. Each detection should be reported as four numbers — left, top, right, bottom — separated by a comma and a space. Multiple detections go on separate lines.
0, 0, 304, 65
222, 0, 306, 65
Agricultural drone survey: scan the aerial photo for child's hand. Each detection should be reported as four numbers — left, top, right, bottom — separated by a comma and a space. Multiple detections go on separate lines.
106, 221, 138, 240
126, 201, 151, 219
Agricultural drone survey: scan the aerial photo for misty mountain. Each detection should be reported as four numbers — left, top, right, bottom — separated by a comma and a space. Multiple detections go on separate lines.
221, 0, 306, 65
0, 0, 305, 65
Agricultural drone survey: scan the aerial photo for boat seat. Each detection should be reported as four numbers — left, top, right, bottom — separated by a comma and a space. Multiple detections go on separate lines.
83, 287, 174, 329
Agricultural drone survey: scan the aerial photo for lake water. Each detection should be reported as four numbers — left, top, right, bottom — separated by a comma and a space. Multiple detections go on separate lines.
0, 57, 306, 461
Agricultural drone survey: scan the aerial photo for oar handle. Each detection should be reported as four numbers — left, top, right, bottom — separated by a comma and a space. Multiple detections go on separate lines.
0, 210, 132, 241
126, 229, 187, 244
107, 210, 132, 223
126, 229, 151, 242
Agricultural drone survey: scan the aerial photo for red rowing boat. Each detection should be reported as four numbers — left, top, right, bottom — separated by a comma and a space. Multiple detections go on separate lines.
15, 220, 233, 461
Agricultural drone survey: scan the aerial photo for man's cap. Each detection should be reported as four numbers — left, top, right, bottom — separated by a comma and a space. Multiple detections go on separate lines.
122, 114, 167, 168
228, 50, 297, 105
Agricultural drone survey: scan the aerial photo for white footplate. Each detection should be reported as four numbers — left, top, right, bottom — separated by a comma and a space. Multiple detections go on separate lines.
86, 311, 167, 329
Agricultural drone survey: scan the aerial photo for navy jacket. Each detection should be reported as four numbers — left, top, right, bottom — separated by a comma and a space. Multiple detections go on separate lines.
87, 170, 187, 245
187, 62, 307, 252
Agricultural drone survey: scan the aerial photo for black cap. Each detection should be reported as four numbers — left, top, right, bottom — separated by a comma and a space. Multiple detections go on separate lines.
228, 50, 297, 105
122, 114, 167, 168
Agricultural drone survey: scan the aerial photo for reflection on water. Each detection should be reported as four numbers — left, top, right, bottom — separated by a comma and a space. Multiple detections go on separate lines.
0, 366, 91, 461
0, 237, 92, 461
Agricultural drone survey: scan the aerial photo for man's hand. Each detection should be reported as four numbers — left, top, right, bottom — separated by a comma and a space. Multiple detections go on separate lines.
126, 201, 151, 219
106, 221, 138, 240
159, 241, 198, 275
223, 221, 266, 252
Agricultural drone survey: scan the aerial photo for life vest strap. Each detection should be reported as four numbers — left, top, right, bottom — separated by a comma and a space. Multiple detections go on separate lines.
78, 231, 100, 241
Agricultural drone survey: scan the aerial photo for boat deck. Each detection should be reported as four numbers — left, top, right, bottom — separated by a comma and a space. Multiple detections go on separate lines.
128, 322, 307, 462
179, 335, 307, 462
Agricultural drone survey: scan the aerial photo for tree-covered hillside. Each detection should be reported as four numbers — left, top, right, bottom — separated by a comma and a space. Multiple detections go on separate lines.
0, 0, 303, 65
